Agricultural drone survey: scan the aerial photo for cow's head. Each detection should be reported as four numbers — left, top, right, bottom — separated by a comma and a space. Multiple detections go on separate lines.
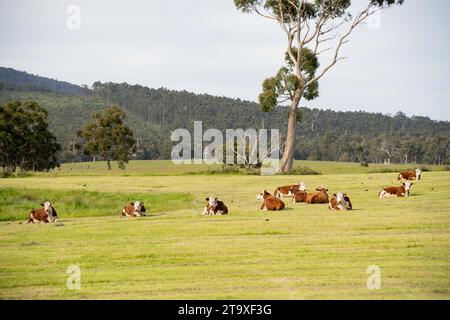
403, 181, 413, 196
257, 190, 269, 201
131, 201, 143, 213
40, 201, 57, 222
206, 197, 218, 209
316, 187, 328, 193
335, 192, 345, 203
299, 182, 307, 192
415, 169, 422, 180
41, 201, 53, 210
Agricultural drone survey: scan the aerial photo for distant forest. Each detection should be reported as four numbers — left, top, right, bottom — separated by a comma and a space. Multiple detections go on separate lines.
1, 67, 449, 165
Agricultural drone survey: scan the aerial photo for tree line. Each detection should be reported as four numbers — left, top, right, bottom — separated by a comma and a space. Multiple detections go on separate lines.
1, 76, 449, 169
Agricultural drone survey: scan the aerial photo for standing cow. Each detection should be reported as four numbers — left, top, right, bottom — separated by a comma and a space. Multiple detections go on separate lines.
274, 182, 307, 199
257, 190, 285, 211
398, 169, 422, 181
121, 201, 146, 217
379, 181, 413, 198
27, 201, 58, 223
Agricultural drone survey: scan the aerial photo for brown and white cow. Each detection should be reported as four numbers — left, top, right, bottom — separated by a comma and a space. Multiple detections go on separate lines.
306, 187, 329, 204
398, 169, 422, 181
329, 193, 352, 211
27, 201, 58, 223
121, 201, 146, 217
379, 181, 413, 198
274, 182, 307, 199
203, 197, 228, 215
257, 190, 285, 211
288, 187, 308, 203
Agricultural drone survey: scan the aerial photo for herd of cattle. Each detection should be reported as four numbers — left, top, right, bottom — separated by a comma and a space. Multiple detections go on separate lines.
203, 168, 422, 215
25, 169, 423, 223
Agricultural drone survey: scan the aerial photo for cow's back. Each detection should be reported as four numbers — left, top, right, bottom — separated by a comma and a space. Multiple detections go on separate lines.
307, 191, 329, 204
293, 190, 307, 203
399, 171, 415, 180
28, 208, 49, 223
265, 196, 285, 211
122, 204, 134, 216
328, 197, 338, 210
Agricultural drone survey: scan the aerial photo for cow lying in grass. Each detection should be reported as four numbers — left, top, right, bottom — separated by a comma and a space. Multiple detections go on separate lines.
306, 187, 329, 204
27, 201, 58, 223
379, 181, 413, 198
121, 201, 146, 217
203, 197, 228, 215
329, 193, 352, 211
288, 187, 308, 203
257, 190, 285, 211
274, 182, 306, 199
398, 169, 422, 181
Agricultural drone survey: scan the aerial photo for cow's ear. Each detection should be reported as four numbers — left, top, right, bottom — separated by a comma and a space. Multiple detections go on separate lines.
326, 189, 329, 192
205, 198, 209, 201
316, 188, 320, 191
215, 197, 218, 201
40, 203, 44, 207
410, 183, 414, 186
333, 194, 337, 197
130, 202, 134, 205
402, 183, 405, 186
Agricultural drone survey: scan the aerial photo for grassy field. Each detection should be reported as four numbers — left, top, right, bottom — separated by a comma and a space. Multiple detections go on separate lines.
0, 161, 449, 299
16, 159, 448, 177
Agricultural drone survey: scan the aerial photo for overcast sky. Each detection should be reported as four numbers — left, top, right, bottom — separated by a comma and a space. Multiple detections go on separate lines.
0, 0, 449, 120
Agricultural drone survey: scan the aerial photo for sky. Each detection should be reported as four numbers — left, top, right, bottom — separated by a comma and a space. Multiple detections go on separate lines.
0, 0, 449, 121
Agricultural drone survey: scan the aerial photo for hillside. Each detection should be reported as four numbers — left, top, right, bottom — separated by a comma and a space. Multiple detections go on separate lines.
0, 67, 83, 95
0, 68, 449, 165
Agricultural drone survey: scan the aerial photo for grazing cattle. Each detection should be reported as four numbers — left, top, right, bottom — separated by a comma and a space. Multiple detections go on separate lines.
288, 187, 308, 203
306, 187, 329, 204
121, 201, 146, 217
329, 193, 352, 211
379, 181, 413, 198
274, 182, 307, 198
203, 197, 228, 215
27, 201, 58, 224
257, 190, 285, 211
398, 169, 422, 181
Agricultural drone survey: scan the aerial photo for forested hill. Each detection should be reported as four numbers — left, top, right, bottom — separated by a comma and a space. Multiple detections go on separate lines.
0, 67, 83, 95
0, 68, 449, 165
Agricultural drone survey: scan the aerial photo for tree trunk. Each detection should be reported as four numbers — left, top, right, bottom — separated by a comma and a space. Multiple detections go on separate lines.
107, 159, 112, 170
279, 89, 303, 173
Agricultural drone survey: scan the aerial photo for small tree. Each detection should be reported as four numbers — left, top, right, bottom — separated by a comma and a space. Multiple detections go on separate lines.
0, 100, 61, 173
78, 106, 137, 170
234, 0, 404, 172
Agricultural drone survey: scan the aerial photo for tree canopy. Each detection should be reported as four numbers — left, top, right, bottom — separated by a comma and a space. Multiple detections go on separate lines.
0, 100, 61, 173
78, 106, 137, 170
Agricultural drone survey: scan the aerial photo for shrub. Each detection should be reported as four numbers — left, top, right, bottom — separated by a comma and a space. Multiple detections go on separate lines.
278, 166, 321, 176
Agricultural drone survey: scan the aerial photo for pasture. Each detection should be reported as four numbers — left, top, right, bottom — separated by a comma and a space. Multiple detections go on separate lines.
0, 161, 449, 299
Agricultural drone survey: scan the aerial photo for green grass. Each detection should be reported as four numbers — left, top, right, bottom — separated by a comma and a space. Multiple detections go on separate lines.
11, 159, 448, 177
0, 188, 194, 221
0, 161, 449, 299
